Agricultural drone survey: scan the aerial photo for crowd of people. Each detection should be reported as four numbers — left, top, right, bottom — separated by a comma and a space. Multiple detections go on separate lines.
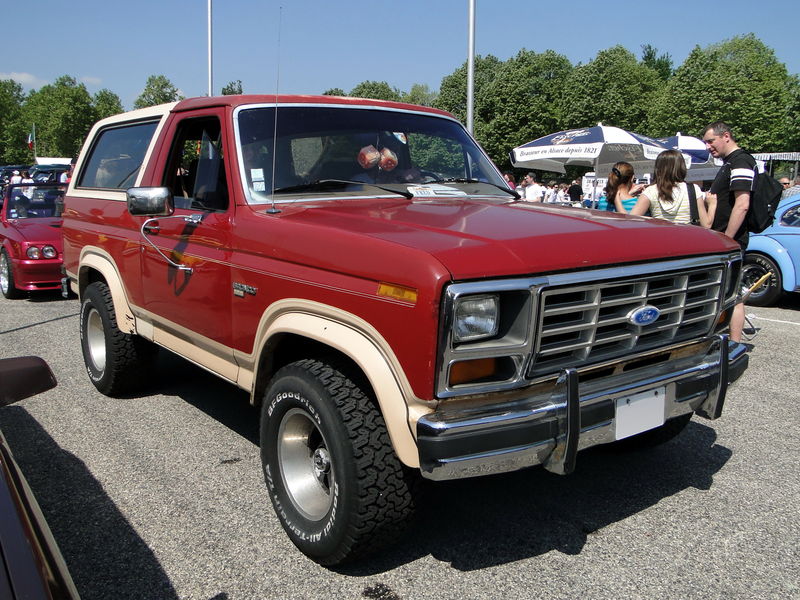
503, 172, 585, 205
508, 120, 787, 344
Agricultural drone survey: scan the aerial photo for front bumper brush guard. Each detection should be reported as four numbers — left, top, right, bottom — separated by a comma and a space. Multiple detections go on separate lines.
542, 334, 730, 475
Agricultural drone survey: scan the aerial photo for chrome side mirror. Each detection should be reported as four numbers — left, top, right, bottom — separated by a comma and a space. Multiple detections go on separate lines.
126, 186, 174, 217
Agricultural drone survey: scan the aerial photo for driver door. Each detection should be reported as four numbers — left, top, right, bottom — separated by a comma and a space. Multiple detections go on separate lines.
140, 112, 235, 369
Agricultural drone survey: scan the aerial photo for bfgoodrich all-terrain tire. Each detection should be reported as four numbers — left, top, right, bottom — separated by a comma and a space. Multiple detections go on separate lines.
260, 358, 419, 566
80, 281, 156, 396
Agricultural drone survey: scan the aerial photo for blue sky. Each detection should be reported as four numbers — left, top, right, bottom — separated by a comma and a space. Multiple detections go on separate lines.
2, 0, 797, 111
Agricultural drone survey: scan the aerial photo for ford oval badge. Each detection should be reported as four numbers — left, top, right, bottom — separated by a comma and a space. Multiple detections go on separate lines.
628, 305, 661, 326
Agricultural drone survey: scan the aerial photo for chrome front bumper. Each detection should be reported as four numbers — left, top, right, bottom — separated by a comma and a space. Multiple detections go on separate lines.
416, 335, 748, 481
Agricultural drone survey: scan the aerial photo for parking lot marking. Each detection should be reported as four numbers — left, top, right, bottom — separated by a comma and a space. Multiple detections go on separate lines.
747, 314, 800, 326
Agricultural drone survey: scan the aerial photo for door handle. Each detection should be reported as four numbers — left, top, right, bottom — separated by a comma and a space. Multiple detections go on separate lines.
143, 222, 160, 235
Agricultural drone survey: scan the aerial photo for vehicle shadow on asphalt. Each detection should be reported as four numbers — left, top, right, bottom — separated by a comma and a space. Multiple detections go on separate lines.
24, 290, 75, 303
147, 351, 260, 444
346, 421, 732, 574
0, 407, 180, 600
774, 292, 800, 310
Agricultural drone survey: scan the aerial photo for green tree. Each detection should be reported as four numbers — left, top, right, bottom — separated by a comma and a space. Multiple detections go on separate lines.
647, 35, 798, 152
221, 80, 243, 95
559, 46, 663, 134
134, 74, 183, 109
402, 84, 438, 107
0, 79, 26, 163
641, 45, 673, 81
22, 75, 96, 158
477, 49, 573, 169
322, 87, 346, 96
349, 81, 402, 102
93, 88, 123, 120
435, 54, 502, 124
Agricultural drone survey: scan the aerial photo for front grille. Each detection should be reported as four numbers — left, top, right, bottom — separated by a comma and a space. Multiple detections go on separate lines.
527, 267, 723, 378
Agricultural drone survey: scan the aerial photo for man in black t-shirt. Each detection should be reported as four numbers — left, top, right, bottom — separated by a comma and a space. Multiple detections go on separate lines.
567, 180, 583, 204
702, 121, 755, 343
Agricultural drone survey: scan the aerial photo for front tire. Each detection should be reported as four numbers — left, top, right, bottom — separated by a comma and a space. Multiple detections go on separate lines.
260, 358, 418, 566
79, 281, 156, 396
742, 253, 782, 307
0, 249, 23, 299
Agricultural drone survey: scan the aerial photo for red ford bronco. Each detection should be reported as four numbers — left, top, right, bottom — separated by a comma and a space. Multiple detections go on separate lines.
61, 95, 748, 565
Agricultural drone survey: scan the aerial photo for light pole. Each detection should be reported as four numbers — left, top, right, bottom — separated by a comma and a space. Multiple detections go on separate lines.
208, 0, 213, 96
466, 0, 476, 134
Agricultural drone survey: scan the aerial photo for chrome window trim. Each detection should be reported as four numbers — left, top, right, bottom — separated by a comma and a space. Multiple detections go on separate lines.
230, 102, 502, 206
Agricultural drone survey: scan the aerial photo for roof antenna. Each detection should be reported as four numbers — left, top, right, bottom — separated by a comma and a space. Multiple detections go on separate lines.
266, 5, 283, 215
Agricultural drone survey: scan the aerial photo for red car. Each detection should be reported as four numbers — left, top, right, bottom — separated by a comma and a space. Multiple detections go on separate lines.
0, 356, 80, 599
0, 183, 66, 299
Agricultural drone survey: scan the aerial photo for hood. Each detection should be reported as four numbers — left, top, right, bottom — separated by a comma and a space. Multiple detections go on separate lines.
6, 218, 63, 246
271, 197, 739, 281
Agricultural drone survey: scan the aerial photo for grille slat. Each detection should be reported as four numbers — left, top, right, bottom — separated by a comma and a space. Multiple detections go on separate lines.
527, 267, 723, 378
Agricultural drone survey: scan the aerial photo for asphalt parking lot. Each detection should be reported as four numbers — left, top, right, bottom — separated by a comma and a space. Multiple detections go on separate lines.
1, 291, 798, 600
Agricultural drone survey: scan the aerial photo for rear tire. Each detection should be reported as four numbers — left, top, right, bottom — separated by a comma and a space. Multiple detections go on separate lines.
742, 253, 782, 307
79, 281, 156, 396
260, 358, 418, 566
0, 249, 24, 299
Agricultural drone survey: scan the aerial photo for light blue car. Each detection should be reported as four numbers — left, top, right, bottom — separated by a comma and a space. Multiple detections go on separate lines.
743, 194, 800, 306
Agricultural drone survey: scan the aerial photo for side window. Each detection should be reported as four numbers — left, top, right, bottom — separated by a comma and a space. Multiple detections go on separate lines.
78, 121, 158, 189
781, 205, 800, 227
164, 117, 229, 211
408, 133, 465, 179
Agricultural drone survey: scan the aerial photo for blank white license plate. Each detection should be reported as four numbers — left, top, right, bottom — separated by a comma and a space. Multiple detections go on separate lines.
615, 387, 666, 440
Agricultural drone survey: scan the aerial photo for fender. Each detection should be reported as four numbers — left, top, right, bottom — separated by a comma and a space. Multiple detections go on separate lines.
77, 247, 139, 335
747, 236, 798, 292
241, 299, 434, 468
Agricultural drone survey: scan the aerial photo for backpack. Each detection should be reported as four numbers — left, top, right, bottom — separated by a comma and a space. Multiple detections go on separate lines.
746, 162, 782, 233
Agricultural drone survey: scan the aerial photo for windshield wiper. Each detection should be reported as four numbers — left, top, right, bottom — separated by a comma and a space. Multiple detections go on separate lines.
272, 179, 413, 199
428, 178, 520, 199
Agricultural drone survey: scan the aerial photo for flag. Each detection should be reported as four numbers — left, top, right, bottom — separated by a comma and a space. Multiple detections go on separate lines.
27, 125, 35, 150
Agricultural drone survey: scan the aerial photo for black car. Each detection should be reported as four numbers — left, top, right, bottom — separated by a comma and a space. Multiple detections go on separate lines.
30, 165, 69, 184
0, 357, 80, 599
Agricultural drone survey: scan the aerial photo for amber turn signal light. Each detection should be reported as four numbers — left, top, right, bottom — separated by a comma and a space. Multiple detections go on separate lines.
377, 282, 418, 303
449, 358, 498, 386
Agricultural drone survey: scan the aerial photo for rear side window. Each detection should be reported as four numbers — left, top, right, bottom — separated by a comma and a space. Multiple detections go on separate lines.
78, 120, 159, 189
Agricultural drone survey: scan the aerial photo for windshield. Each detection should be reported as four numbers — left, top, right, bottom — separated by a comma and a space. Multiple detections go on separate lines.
235, 105, 506, 204
3, 184, 66, 218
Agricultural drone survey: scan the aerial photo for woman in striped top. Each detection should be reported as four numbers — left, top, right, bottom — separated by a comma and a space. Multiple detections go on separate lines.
629, 149, 715, 227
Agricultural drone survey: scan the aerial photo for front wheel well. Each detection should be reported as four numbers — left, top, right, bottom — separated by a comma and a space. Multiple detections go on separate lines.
253, 333, 372, 409
79, 265, 108, 295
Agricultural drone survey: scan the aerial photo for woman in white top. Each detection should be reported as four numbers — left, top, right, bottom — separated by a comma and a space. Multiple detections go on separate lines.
630, 149, 715, 227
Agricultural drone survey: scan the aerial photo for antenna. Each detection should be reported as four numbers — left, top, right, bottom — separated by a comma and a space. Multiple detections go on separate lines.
266, 5, 283, 214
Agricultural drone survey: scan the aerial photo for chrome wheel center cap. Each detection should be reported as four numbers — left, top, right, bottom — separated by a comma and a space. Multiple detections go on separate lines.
312, 447, 330, 477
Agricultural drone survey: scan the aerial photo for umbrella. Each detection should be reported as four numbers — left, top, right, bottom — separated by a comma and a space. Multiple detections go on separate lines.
658, 132, 722, 182
510, 124, 679, 176
657, 132, 711, 165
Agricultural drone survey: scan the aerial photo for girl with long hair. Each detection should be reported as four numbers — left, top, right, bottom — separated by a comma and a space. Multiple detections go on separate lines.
599, 161, 642, 212
630, 149, 715, 226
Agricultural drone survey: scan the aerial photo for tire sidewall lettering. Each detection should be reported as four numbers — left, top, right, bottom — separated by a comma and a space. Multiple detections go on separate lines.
265, 388, 340, 545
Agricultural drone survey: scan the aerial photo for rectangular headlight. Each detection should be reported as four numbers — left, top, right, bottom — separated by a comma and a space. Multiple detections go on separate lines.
453, 294, 499, 342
